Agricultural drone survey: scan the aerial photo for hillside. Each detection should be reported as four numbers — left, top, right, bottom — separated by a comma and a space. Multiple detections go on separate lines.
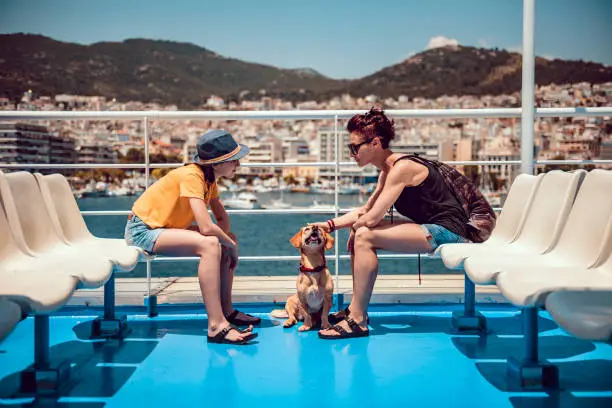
346, 45, 612, 99
0, 34, 343, 107
1, 34, 611, 107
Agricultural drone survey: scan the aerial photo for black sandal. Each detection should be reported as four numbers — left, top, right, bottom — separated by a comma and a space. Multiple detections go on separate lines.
328, 307, 370, 325
226, 309, 261, 326
207, 324, 258, 345
318, 317, 369, 340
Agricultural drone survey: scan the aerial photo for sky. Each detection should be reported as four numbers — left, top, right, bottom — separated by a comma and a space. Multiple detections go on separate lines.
0, 0, 610, 79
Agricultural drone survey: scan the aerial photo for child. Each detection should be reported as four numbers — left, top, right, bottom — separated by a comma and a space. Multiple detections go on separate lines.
125, 129, 259, 344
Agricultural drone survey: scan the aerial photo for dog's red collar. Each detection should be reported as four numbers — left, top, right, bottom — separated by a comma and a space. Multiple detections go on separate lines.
298, 263, 326, 273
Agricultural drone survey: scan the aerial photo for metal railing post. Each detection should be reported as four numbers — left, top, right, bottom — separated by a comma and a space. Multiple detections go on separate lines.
521, 0, 536, 175
143, 116, 156, 316
333, 115, 342, 309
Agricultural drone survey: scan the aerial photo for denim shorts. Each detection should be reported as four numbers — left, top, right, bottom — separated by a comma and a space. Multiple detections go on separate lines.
124, 214, 165, 254
420, 223, 470, 251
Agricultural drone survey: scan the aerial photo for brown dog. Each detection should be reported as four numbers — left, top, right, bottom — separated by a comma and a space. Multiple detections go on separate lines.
271, 225, 334, 331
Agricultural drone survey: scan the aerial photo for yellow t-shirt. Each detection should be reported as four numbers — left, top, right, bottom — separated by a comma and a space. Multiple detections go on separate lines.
132, 164, 219, 229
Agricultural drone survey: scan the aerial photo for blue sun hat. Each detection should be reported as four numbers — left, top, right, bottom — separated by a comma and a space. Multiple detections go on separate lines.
193, 129, 250, 164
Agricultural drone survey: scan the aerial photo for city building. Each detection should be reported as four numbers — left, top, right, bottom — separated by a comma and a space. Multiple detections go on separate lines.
600, 139, 612, 160
282, 137, 310, 161
0, 123, 75, 167
238, 135, 283, 177
76, 143, 117, 164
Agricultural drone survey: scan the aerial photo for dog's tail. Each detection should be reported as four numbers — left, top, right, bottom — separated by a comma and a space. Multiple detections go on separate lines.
270, 309, 288, 319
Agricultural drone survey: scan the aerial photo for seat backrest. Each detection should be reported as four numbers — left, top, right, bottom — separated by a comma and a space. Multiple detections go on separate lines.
597, 217, 612, 274
552, 169, 612, 268
0, 175, 26, 261
0, 171, 66, 254
488, 173, 544, 245
35, 173, 92, 243
513, 170, 586, 253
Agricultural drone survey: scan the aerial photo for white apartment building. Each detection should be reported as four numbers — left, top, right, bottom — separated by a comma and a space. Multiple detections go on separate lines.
242, 135, 283, 177
317, 127, 370, 181
391, 141, 453, 162
0, 123, 76, 166
76, 142, 117, 164
316, 128, 453, 182
282, 137, 310, 161
478, 148, 520, 190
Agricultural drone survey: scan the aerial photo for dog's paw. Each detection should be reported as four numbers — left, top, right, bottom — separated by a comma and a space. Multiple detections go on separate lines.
298, 325, 312, 332
283, 320, 296, 328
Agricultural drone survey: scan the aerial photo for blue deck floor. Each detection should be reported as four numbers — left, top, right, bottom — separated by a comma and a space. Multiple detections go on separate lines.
1, 305, 611, 407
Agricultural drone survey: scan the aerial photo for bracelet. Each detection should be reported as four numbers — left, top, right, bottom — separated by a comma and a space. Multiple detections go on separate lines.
326, 219, 336, 232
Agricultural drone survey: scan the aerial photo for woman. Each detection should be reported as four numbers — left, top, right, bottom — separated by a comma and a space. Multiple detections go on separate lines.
125, 129, 259, 345
313, 108, 474, 340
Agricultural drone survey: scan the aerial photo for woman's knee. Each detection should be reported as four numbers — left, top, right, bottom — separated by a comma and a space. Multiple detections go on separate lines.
354, 226, 374, 248
195, 236, 221, 258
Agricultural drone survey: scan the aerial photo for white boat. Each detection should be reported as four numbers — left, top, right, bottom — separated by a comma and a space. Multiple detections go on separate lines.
267, 199, 292, 209
266, 190, 291, 209
310, 183, 361, 195
309, 200, 336, 211
223, 192, 262, 209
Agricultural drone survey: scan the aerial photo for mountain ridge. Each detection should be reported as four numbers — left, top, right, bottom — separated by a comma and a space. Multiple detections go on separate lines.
1, 33, 610, 107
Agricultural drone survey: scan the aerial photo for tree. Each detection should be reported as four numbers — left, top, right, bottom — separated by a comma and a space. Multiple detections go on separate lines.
284, 174, 297, 186
120, 148, 145, 163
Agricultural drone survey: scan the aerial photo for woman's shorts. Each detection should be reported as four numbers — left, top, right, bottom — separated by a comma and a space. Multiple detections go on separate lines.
124, 214, 165, 254
420, 224, 470, 251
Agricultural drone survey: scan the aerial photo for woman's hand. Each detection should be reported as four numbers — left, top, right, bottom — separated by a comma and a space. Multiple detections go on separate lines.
309, 221, 332, 233
351, 207, 370, 230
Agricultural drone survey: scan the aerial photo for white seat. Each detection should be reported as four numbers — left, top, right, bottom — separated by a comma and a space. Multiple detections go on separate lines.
491, 170, 612, 307
546, 290, 612, 341
0, 271, 79, 313
35, 173, 141, 272
439, 173, 544, 269
0, 174, 84, 312
0, 298, 22, 342
495, 202, 612, 307
0, 171, 113, 288
497, 267, 612, 306
464, 169, 591, 284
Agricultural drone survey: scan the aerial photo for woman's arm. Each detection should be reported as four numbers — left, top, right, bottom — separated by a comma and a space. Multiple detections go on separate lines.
313, 171, 389, 231
362, 171, 387, 212
327, 206, 367, 230
352, 164, 411, 229
189, 197, 236, 246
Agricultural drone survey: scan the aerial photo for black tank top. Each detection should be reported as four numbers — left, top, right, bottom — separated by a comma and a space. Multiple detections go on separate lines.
392, 156, 469, 238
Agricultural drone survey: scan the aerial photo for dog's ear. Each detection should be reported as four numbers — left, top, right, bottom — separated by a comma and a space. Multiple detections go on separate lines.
289, 229, 303, 248
324, 231, 335, 250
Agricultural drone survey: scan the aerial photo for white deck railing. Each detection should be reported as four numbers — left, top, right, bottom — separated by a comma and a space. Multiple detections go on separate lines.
1, 106, 611, 297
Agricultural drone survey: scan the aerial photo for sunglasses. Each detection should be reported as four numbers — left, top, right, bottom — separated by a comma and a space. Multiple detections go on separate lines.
347, 139, 373, 156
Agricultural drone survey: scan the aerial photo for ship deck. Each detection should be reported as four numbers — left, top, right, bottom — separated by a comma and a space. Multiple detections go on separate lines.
1, 304, 611, 407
